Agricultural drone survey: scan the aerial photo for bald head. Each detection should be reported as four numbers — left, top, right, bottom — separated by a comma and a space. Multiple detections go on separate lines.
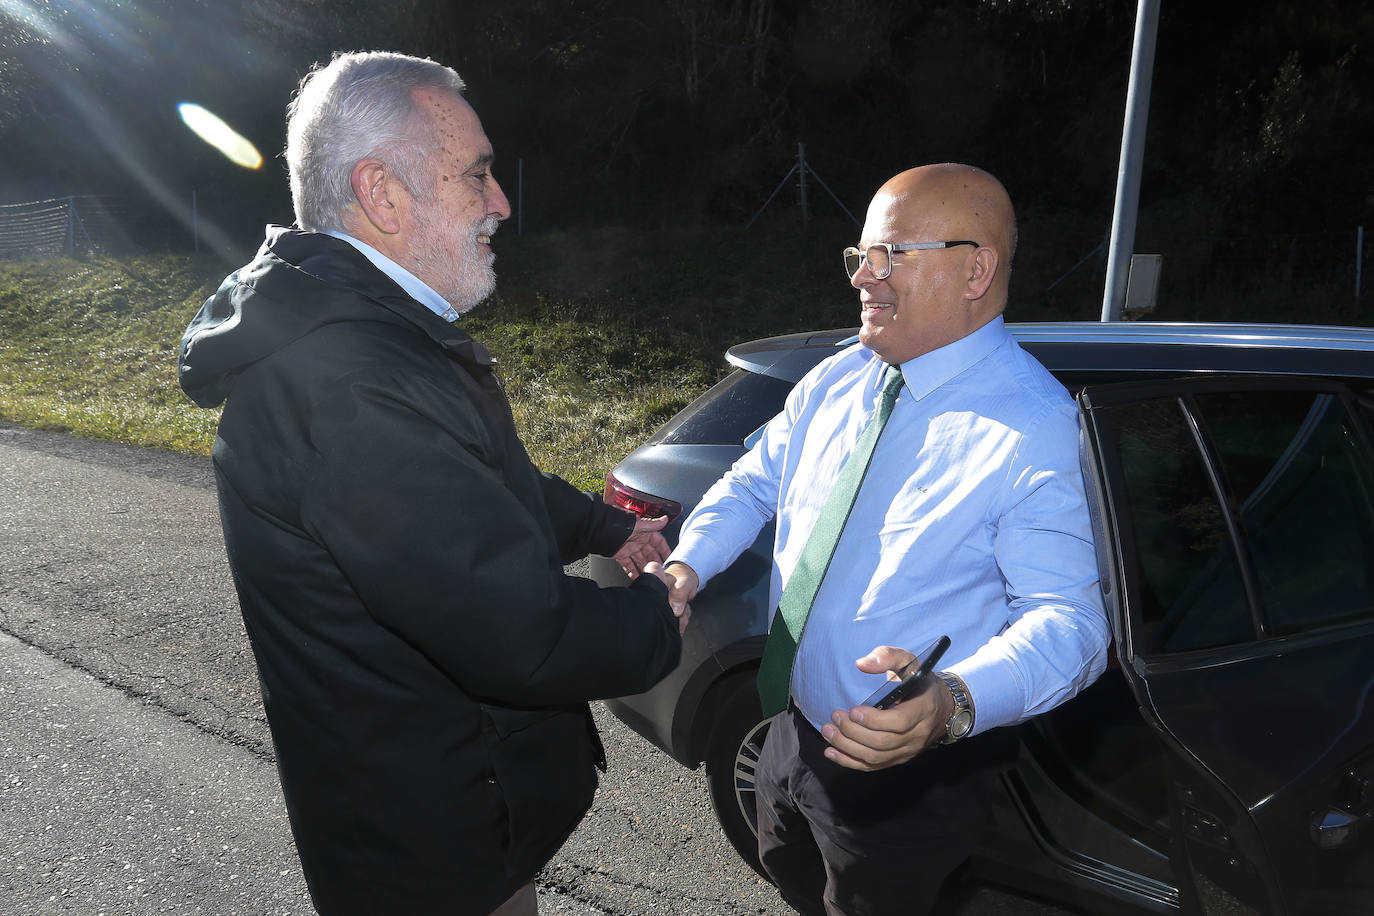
852, 164, 1019, 363
874, 164, 1016, 304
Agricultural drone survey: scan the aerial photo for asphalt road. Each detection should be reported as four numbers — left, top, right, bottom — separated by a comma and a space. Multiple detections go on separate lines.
0, 420, 1076, 916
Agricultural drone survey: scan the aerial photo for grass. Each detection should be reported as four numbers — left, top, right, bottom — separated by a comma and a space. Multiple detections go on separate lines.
0, 224, 858, 489
4, 221, 1367, 489
0, 255, 224, 454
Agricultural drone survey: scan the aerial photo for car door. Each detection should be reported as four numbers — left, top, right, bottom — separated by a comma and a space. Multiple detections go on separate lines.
1078, 375, 1374, 916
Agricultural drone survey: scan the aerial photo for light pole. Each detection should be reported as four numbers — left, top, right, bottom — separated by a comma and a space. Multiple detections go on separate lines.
1101, 0, 1161, 322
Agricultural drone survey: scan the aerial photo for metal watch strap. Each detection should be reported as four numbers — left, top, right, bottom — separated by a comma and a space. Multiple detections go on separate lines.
937, 672, 974, 744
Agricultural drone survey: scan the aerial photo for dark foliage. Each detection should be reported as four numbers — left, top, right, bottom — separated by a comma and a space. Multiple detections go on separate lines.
3, 0, 1373, 320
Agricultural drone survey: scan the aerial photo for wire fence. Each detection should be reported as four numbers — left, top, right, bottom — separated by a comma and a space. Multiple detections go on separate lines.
0, 196, 135, 260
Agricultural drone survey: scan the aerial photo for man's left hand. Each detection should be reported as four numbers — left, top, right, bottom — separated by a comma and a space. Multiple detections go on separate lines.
613, 515, 670, 579
819, 646, 955, 772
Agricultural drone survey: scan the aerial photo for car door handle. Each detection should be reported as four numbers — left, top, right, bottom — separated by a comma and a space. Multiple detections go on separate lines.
1310, 770, 1373, 851
1310, 806, 1369, 850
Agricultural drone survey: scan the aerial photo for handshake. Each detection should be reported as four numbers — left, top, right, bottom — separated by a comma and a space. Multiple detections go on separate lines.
609, 514, 695, 634
609, 514, 962, 772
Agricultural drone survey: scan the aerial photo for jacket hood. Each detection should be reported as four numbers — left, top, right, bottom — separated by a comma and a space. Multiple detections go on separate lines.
178, 226, 459, 408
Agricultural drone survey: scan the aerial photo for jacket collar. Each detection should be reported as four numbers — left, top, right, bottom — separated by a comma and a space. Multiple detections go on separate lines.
266, 226, 498, 374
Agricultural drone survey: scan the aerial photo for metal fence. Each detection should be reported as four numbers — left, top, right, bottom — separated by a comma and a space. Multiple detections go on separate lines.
0, 196, 132, 260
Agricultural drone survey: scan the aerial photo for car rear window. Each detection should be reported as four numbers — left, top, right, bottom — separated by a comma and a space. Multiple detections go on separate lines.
648, 369, 795, 447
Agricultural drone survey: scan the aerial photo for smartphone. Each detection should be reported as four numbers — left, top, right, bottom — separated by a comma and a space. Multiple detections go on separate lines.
860, 635, 951, 710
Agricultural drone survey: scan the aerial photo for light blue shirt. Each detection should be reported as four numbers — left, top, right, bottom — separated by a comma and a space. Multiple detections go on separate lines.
670, 317, 1110, 735
324, 231, 461, 323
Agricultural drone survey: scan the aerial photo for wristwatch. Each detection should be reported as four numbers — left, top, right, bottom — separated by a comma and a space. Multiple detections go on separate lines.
937, 672, 975, 744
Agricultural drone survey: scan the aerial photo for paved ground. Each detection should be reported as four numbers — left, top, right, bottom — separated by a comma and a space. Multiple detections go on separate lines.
0, 420, 1079, 915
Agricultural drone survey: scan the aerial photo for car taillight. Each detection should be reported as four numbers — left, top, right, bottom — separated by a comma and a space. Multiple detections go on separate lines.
604, 472, 683, 522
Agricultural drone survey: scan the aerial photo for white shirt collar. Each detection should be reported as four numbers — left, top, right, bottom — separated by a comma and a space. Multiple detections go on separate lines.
890, 315, 1009, 401
324, 230, 460, 323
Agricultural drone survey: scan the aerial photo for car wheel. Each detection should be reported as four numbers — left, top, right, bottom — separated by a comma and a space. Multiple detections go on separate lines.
704, 671, 771, 880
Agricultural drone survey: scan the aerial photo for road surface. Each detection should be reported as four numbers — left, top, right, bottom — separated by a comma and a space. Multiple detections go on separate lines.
0, 420, 1075, 915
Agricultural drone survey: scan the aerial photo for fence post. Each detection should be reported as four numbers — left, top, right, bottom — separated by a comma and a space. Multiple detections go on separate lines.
747, 145, 860, 228
1357, 225, 1364, 300
66, 197, 75, 257
517, 158, 524, 236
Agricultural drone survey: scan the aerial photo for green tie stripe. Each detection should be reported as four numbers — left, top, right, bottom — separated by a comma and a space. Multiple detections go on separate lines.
757, 363, 905, 717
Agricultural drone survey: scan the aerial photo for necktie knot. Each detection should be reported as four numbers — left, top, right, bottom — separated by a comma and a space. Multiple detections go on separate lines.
872, 363, 904, 427
881, 362, 903, 401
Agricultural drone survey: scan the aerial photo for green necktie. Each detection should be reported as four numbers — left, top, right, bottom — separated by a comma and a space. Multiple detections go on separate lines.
757, 363, 906, 717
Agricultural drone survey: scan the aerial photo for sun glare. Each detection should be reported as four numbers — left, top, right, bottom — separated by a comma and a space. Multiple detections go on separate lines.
177, 102, 263, 170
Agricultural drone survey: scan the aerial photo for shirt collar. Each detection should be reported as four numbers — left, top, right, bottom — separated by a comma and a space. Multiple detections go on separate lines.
323, 230, 461, 323
889, 315, 1010, 401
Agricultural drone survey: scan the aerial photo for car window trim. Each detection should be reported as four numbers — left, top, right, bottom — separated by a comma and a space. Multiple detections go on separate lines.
1174, 391, 1270, 640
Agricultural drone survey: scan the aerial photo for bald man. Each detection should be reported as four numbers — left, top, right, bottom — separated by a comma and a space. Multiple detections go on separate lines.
658, 164, 1110, 914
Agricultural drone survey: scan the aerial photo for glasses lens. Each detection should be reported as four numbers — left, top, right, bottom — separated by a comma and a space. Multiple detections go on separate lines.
866, 245, 891, 279
843, 248, 863, 278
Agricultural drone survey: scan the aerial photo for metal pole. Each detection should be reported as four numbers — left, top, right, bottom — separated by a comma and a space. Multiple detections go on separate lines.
517, 158, 524, 236
192, 190, 199, 253
745, 164, 799, 228
797, 142, 809, 226
1357, 225, 1364, 299
1101, 0, 1161, 322
803, 166, 863, 227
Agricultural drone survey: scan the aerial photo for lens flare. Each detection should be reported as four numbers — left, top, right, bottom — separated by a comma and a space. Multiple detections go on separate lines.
177, 102, 262, 169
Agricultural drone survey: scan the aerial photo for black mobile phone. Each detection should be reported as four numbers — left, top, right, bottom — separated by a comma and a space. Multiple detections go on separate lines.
860, 635, 951, 710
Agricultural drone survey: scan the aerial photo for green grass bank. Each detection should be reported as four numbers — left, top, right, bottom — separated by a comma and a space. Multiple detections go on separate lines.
0, 225, 859, 489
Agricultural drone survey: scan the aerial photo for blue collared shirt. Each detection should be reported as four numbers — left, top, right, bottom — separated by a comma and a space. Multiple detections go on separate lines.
669, 317, 1110, 734
324, 231, 461, 323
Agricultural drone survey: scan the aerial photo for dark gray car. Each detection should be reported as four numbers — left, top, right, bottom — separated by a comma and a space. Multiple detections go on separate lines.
590, 321, 1374, 916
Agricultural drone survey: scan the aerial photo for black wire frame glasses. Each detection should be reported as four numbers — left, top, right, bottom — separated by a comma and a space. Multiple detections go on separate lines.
843, 240, 979, 280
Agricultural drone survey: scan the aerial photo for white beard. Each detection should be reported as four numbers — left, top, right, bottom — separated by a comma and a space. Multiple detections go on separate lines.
410, 203, 497, 314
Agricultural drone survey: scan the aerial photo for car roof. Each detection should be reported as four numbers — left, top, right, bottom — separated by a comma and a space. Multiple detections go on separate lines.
724, 321, 1374, 383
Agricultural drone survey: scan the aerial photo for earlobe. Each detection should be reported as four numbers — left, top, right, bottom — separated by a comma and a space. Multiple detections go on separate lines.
352, 159, 403, 235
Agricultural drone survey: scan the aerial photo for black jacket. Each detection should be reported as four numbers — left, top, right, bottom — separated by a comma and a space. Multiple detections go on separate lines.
178, 227, 681, 914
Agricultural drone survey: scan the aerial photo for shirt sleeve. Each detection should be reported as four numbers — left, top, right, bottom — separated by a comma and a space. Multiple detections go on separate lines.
668, 371, 815, 587
947, 413, 1112, 735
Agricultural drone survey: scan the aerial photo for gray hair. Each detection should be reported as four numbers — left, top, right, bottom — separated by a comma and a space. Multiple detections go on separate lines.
285, 51, 466, 232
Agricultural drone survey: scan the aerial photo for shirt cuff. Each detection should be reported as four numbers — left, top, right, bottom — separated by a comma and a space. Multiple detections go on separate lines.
945, 653, 1025, 738
665, 539, 718, 590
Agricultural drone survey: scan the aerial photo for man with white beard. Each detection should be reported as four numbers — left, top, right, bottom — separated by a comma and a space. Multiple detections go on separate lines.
177, 51, 684, 916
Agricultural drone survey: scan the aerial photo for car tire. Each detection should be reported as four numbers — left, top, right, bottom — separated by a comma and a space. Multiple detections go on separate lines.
704, 671, 772, 880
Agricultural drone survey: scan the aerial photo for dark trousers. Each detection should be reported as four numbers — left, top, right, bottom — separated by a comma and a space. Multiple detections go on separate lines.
756, 703, 1003, 916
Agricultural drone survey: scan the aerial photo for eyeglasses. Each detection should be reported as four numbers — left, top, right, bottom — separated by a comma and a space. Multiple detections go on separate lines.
843, 240, 979, 280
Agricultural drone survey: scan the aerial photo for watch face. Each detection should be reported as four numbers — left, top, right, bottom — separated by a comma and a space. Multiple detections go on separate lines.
950, 709, 974, 739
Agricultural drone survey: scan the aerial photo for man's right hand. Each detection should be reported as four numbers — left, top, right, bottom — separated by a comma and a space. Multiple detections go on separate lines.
642, 560, 699, 634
